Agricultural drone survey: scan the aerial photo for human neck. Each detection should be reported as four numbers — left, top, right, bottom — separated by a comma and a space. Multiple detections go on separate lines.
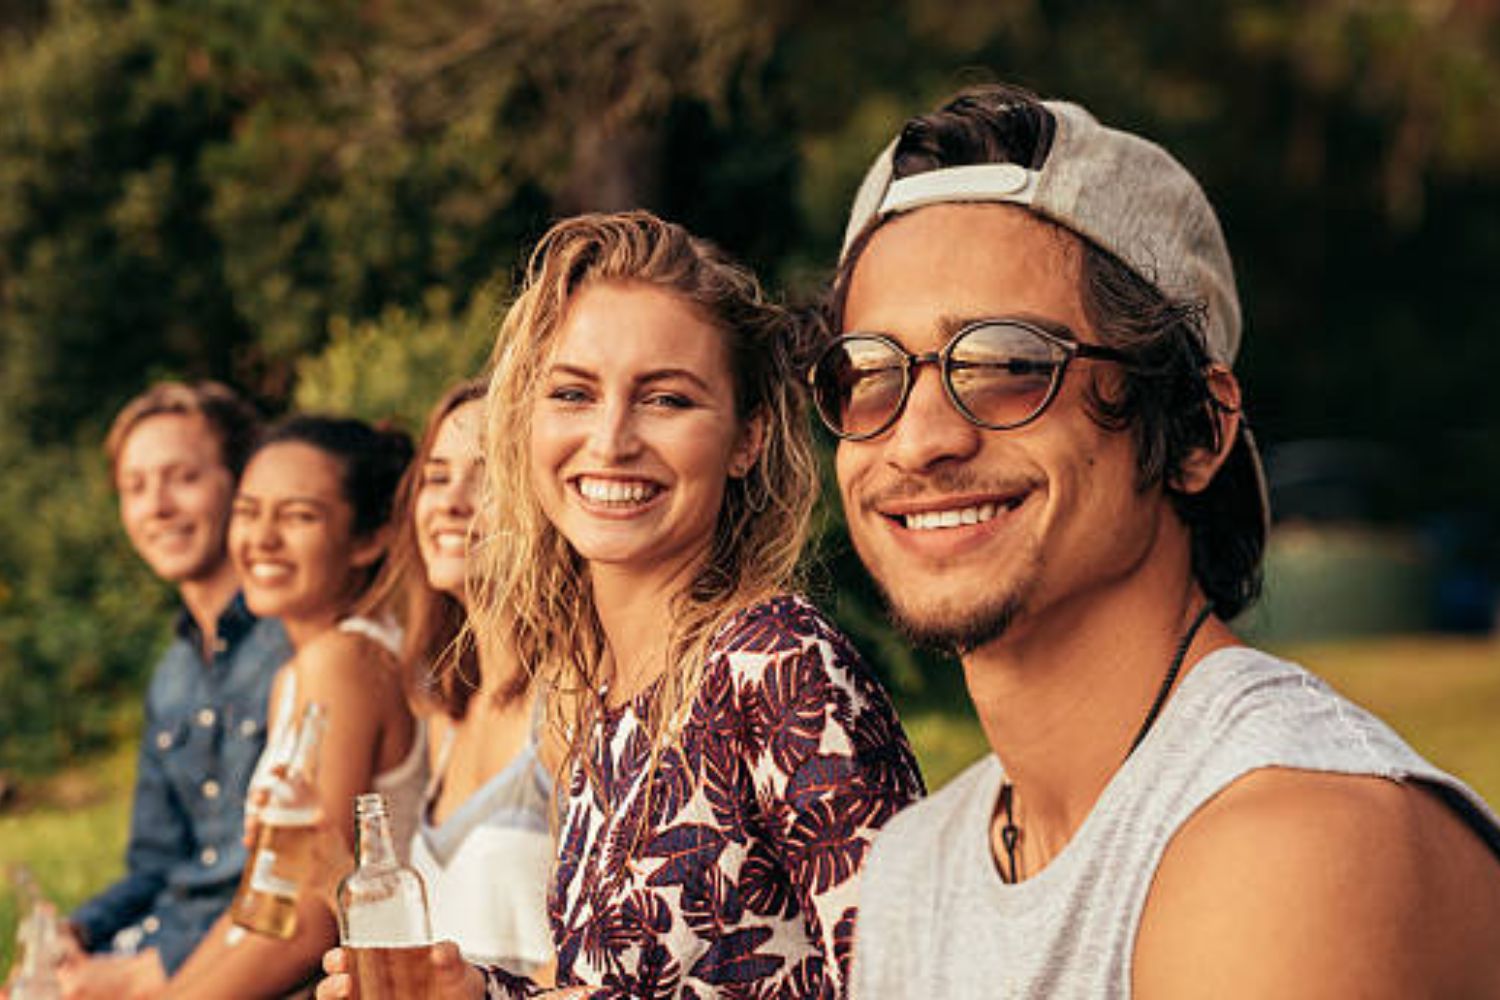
280, 607, 344, 651
177, 560, 240, 656
962, 560, 1236, 871
589, 560, 697, 707
474, 639, 530, 706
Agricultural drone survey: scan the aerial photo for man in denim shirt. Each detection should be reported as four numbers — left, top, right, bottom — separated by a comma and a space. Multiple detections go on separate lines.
61, 382, 291, 996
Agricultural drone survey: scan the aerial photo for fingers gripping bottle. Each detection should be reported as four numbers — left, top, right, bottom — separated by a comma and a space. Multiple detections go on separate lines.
232, 701, 327, 938
337, 792, 436, 999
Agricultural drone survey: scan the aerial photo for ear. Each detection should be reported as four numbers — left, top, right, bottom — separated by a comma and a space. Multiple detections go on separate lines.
349, 525, 391, 570
728, 409, 768, 480
1172, 365, 1242, 496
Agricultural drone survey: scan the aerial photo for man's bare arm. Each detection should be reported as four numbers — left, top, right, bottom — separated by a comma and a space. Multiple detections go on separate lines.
1135, 768, 1500, 999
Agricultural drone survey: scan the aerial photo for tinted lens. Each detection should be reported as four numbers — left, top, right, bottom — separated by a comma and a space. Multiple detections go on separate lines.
947, 322, 1066, 428
811, 336, 907, 438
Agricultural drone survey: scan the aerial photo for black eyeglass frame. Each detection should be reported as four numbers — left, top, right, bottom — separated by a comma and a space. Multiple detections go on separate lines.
807, 318, 1132, 441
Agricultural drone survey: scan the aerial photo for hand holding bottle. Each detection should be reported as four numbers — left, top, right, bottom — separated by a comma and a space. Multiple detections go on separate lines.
332, 792, 449, 999
232, 702, 328, 939
314, 940, 481, 999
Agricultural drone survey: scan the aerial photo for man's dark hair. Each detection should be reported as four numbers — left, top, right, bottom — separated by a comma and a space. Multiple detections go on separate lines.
831, 84, 1263, 620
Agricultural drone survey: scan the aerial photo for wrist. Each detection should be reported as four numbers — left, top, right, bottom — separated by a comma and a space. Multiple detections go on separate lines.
64, 919, 92, 952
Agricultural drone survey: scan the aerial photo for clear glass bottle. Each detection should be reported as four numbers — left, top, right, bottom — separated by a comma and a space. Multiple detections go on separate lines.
337, 792, 435, 999
9, 867, 62, 1000
231, 701, 327, 939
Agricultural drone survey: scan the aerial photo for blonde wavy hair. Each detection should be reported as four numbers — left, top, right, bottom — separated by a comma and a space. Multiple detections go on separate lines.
471, 210, 818, 788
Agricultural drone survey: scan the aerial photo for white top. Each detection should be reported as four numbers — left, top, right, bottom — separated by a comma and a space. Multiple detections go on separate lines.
409, 716, 554, 973
851, 646, 1500, 999
247, 616, 427, 862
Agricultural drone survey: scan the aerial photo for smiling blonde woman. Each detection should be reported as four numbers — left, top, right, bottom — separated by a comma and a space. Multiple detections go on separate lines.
317, 212, 923, 1000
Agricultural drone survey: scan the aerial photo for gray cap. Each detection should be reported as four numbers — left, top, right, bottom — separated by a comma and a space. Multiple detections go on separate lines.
839, 97, 1269, 550
841, 100, 1242, 364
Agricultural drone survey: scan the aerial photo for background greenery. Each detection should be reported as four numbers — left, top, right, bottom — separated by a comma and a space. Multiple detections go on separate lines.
4, 0, 1499, 777
1, 0, 1498, 940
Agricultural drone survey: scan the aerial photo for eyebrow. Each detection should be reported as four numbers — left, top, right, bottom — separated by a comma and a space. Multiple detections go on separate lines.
233, 493, 335, 510
546, 362, 714, 394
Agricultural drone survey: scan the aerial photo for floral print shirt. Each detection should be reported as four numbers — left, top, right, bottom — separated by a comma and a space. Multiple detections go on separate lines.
483, 594, 924, 999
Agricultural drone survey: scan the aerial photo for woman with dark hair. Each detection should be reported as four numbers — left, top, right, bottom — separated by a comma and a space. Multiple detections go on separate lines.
162, 415, 423, 998
379, 380, 555, 977
319, 210, 924, 1000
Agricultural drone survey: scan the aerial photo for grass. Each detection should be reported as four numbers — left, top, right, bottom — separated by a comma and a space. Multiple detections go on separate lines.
1288, 635, 1500, 801
2, 633, 1497, 974
1, 740, 135, 972
897, 634, 1500, 804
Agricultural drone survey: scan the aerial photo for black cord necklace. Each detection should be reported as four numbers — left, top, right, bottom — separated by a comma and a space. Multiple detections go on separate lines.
996, 603, 1215, 885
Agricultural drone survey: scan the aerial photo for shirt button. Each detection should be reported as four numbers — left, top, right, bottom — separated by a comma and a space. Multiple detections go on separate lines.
239, 718, 258, 737
213, 637, 229, 656
202, 780, 221, 800
201, 846, 219, 866
142, 916, 161, 934
155, 731, 173, 750
197, 708, 217, 728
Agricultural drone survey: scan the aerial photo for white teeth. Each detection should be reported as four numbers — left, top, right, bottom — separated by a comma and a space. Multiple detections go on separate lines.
577, 477, 658, 505
903, 502, 1002, 531
432, 531, 467, 554
248, 563, 292, 582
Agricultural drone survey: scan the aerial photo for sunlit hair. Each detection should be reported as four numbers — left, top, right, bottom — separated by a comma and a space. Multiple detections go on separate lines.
366, 380, 528, 720
106, 380, 261, 484
471, 210, 818, 790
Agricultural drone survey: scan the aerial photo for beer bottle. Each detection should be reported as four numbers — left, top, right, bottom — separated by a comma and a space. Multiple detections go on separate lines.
231, 701, 327, 939
337, 792, 436, 999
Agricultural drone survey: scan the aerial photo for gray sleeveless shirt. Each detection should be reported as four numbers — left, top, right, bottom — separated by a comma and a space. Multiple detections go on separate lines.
851, 646, 1500, 999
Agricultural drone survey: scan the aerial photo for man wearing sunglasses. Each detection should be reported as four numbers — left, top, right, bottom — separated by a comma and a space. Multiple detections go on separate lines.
822, 85, 1500, 997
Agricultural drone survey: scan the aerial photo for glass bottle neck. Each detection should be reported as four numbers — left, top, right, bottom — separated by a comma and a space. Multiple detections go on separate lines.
287, 704, 327, 782
353, 795, 399, 869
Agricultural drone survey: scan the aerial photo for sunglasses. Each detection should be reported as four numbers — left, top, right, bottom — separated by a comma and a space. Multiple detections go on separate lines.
807, 318, 1131, 441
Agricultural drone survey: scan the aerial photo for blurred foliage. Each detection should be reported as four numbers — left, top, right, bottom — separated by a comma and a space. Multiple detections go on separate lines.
0, 425, 171, 772
2, 0, 1500, 769
292, 285, 498, 430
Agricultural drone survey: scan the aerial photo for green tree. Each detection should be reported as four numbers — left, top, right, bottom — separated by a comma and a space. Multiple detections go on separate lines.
292, 286, 497, 429
5, 0, 1500, 769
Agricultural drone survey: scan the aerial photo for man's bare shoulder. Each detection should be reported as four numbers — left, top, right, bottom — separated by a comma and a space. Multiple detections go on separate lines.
1134, 766, 1500, 999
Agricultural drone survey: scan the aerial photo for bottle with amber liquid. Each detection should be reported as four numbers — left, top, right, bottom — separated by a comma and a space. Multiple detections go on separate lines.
337, 792, 436, 999
231, 701, 327, 939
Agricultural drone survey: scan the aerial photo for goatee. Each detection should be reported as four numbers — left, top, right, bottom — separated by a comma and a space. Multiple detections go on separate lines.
883, 587, 1026, 656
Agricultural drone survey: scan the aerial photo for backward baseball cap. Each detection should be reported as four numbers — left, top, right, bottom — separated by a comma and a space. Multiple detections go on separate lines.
841, 100, 1242, 364
839, 96, 1269, 541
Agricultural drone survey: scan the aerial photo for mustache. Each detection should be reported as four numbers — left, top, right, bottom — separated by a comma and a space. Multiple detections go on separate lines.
859, 469, 1037, 514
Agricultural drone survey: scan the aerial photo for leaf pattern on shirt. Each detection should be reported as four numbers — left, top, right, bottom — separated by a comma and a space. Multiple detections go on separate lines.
483, 595, 925, 999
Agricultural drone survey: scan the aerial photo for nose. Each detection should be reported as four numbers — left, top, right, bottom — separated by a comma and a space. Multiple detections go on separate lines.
241, 509, 281, 551
882, 364, 982, 473
585, 397, 642, 464
146, 476, 177, 517
445, 467, 479, 517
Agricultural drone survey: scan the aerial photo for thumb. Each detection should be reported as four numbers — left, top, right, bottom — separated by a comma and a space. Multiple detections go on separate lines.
429, 941, 483, 998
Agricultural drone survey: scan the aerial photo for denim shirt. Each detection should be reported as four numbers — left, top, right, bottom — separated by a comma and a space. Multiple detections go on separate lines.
70, 593, 290, 973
